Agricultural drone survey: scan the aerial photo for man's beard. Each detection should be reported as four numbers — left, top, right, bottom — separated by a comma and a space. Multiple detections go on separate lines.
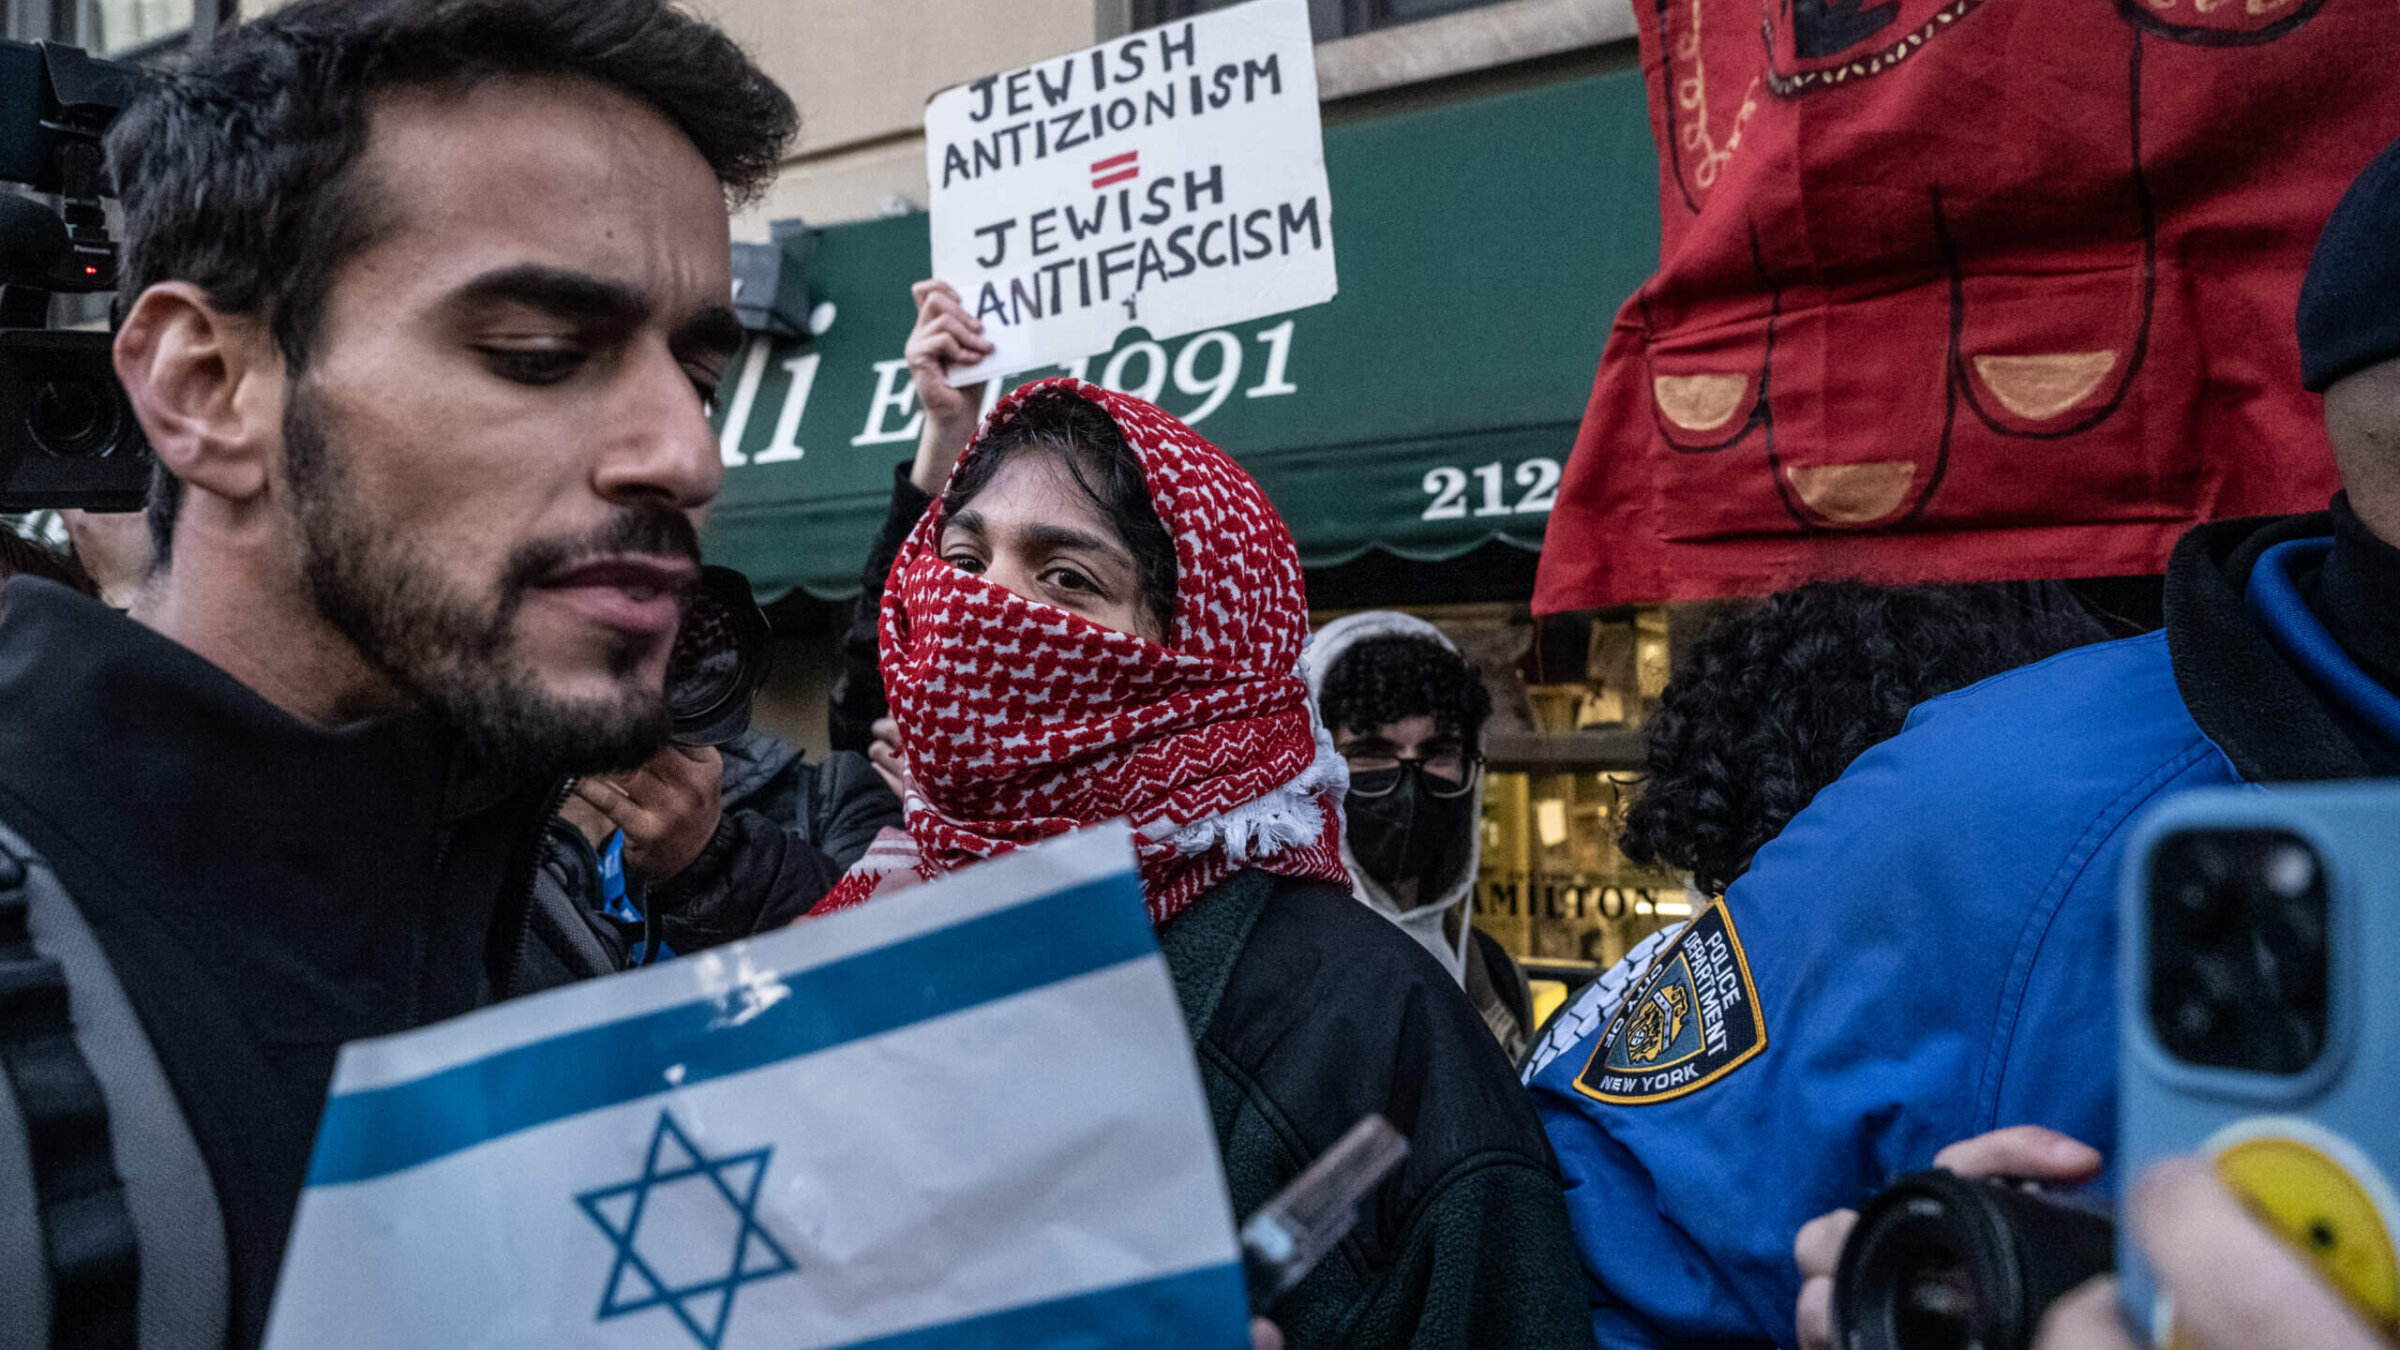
283, 385, 697, 778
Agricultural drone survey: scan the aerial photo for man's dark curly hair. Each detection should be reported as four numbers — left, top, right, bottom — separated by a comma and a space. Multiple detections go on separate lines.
1320, 634, 1494, 743
114, 0, 799, 562
1619, 581, 2104, 895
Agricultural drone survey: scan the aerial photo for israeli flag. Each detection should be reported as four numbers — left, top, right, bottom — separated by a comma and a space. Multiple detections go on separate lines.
262, 824, 1249, 1350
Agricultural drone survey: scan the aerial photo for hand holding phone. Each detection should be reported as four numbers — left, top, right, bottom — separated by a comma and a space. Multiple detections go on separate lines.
1240, 1114, 1410, 1312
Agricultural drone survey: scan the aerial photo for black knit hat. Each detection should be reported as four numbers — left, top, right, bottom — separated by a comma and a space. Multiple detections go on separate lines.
2300, 134, 2400, 393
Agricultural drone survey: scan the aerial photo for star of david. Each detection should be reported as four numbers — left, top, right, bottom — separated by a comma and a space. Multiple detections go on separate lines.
575, 1111, 798, 1350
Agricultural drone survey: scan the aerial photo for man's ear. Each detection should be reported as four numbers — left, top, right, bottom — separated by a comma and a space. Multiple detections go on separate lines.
113, 281, 283, 508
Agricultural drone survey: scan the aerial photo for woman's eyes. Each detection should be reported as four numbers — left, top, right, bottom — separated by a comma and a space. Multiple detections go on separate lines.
940, 550, 1108, 605
1040, 566, 1099, 596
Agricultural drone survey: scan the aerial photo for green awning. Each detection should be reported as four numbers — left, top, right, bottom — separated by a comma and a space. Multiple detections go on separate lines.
706, 66, 1658, 601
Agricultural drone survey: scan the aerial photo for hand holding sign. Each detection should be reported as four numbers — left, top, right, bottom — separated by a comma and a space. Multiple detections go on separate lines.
903, 279, 991, 493
925, 0, 1335, 385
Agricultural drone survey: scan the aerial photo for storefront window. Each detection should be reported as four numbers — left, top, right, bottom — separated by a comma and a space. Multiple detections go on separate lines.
1467, 604, 1684, 1017
76, 0, 190, 54
1475, 770, 1687, 970
3, 0, 202, 57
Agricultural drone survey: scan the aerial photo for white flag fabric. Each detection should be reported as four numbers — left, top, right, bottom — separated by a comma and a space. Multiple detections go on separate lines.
261, 823, 1249, 1350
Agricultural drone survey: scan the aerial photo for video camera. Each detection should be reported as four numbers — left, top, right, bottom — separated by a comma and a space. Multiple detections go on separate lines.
1833, 783, 2400, 1350
0, 38, 150, 513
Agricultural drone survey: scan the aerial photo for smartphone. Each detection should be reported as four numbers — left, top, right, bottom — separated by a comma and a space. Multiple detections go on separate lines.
2118, 783, 2400, 1345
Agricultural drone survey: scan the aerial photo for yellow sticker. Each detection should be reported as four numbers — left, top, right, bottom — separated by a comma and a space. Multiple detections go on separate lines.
2160, 1118, 2400, 1348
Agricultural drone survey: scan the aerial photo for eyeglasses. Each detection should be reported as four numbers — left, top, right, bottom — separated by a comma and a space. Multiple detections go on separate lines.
1344, 752, 1483, 800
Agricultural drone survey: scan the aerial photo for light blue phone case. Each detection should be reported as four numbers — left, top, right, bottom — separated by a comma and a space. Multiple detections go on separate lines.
2117, 782, 2400, 1344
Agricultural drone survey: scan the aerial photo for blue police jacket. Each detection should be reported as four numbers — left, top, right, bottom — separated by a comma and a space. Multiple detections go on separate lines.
1526, 507, 2399, 1348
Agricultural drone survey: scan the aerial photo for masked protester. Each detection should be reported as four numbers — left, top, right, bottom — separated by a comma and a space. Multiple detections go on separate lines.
1308, 612, 1532, 1057
818, 379, 1596, 1350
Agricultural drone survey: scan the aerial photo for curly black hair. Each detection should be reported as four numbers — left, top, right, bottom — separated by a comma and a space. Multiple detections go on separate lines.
1618, 580, 2105, 895
1319, 634, 1494, 743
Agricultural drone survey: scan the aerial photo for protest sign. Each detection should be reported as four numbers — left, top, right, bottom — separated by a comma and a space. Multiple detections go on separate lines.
924, 0, 1335, 386
261, 824, 1249, 1350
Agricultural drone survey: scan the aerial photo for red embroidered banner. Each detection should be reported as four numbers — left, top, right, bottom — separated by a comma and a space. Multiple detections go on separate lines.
1533, 0, 2400, 611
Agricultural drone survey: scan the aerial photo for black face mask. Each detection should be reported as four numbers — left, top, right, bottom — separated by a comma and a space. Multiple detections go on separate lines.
1346, 776, 1475, 888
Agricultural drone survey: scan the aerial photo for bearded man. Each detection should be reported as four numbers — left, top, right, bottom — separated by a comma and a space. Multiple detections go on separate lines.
0, 3, 793, 1345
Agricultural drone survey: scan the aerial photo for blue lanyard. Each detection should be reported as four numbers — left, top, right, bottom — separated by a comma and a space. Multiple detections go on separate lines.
597, 830, 675, 969
597, 831, 640, 925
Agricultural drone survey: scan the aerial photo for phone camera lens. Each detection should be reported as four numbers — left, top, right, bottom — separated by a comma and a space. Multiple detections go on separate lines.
2148, 829, 2330, 1075
2163, 838, 2238, 938
2155, 956, 2240, 1063
2264, 842, 2316, 899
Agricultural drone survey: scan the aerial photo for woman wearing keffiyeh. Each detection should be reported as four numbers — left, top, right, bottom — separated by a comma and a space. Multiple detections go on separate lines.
815, 283, 1595, 1350
815, 375, 1351, 921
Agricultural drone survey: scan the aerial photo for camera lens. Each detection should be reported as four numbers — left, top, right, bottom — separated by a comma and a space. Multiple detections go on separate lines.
1893, 1245, 1978, 1350
663, 566, 773, 749
27, 375, 121, 457
2147, 829, 2329, 1075
666, 590, 742, 719
2161, 836, 2238, 939
1834, 1171, 2115, 1350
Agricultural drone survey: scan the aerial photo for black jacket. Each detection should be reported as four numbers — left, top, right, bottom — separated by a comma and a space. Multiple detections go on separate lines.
0, 577, 560, 1350
828, 463, 933, 754
510, 731, 900, 995
1164, 869, 1597, 1350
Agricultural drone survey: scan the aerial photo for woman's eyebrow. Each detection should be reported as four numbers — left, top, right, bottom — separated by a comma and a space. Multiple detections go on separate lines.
1020, 522, 1133, 564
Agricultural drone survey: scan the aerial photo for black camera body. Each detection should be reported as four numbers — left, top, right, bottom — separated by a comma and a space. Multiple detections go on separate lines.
1834, 1169, 2113, 1350
0, 38, 151, 513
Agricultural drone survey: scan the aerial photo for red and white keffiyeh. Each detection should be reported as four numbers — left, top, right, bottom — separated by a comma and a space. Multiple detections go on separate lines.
817, 378, 1349, 927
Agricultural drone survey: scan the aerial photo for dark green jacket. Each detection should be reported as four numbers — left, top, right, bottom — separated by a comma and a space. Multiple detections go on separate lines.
1160, 869, 1598, 1350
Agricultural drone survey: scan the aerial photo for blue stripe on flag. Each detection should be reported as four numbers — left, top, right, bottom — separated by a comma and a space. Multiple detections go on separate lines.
308, 873, 1152, 1186
825, 1264, 1250, 1350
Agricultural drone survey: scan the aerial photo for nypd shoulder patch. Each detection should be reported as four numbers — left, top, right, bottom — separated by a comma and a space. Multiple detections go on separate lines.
1574, 901, 1766, 1106
1522, 921, 1686, 1083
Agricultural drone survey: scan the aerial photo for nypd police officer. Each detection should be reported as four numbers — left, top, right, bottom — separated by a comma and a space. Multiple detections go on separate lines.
1525, 131, 2400, 1347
